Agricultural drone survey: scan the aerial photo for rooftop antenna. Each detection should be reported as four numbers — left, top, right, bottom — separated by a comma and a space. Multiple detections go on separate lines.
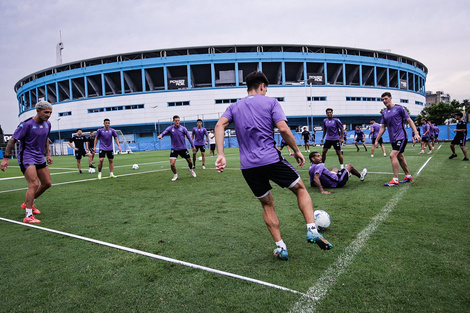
56, 31, 64, 65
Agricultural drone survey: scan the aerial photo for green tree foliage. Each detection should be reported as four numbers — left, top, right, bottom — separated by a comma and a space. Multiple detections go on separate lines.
416, 100, 462, 125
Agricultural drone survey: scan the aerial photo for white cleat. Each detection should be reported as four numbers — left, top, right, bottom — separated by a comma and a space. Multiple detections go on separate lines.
171, 174, 178, 181
189, 169, 197, 178
360, 168, 368, 181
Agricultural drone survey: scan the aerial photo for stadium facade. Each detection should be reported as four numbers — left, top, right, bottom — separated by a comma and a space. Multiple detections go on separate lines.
14, 44, 427, 140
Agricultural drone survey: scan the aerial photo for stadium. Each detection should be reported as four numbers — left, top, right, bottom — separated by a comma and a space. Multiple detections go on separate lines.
14, 44, 427, 148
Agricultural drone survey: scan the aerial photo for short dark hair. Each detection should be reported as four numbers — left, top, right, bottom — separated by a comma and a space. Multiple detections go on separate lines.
309, 151, 320, 161
77, 128, 82, 132
455, 112, 463, 118
197, 119, 202, 123
104, 118, 110, 123
245, 71, 269, 91
326, 108, 333, 113
173, 115, 180, 120
381, 92, 392, 98
370, 119, 376, 122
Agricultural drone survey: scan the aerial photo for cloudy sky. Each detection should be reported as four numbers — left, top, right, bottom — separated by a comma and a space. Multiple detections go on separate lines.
1, 0, 468, 133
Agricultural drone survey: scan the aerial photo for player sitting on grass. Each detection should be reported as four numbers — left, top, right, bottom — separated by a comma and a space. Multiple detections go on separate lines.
308, 152, 367, 194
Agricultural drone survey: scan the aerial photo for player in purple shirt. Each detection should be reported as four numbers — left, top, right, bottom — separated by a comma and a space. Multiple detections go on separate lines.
94, 119, 122, 179
158, 115, 196, 181
191, 119, 209, 169
308, 152, 367, 194
320, 108, 344, 168
375, 92, 420, 186
1, 101, 53, 223
353, 125, 367, 152
369, 119, 386, 157
419, 119, 433, 154
428, 120, 438, 149
215, 71, 332, 261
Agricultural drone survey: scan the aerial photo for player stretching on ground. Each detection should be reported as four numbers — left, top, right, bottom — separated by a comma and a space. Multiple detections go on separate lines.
94, 118, 121, 179
320, 108, 344, 168
215, 71, 332, 261
449, 112, 468, 161
191, 119, 208, 169
369, 119, 386, 157
158, 115, 196, 181
308, 151, 367, 194
1, 101, 53, 223
375, 92, 420, 186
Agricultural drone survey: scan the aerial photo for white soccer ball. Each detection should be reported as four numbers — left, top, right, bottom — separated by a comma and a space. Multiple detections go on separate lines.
198, 156, 202, 161
132, 164, 139, 170
314, 210, 331, 230
88, 168, 95, 174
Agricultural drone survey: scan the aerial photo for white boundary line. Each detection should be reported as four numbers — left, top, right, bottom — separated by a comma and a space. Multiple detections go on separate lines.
0, 217, 306, 296
291, 155, 434, 313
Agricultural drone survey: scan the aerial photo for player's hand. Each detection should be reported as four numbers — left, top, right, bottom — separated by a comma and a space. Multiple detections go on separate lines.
192, 147, 197, 154
46, 156, 53, 165
293, 151, 305, 167
1, 159, 9, 172
158, 136, 162, 139
321, 190, 331, 194
215, 155, 226, 173
320, 138, 324, 143
118, 148, 122, 153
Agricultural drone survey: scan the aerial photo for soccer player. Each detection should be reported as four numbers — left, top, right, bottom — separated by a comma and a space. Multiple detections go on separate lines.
1, 101, 53, 223
420, 119, 433, 154
412, 124, 421, 147
191, 119, 209, 169
301, 127, 311, 152
375, 92, 420, 186
215, 71, 333, 261
433, 124, 440, 145
68, 129, 88, 174
311, 129, 316, 147
308, 152, 367, 194
208, 129, 216, 157
86, 131, 96, 168
449, 112, 468, 161
428, 120, 437, 149
369, 119, 386, 157
353, 125, 367, 152
320, 108, 344, 168
94, 118, 122, 179
158, 115, 196, 181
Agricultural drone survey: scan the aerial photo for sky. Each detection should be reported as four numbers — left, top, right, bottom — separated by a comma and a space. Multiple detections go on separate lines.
1, 0, 469, 133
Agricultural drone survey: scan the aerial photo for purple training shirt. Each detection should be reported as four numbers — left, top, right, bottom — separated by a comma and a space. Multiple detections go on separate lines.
96, 127, 118, 151
13, 118, 51, 165
369, 123, 381, 139
309, 163, 341, 188
221, 94, 286, 169
192, 127, 208, 146
322, 118, 343, 140
160, 125, 194, 150
380, 105, 410, 143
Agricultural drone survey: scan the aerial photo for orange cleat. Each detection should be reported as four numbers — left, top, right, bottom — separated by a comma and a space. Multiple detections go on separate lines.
23, 215, 41, 223
21, 203, 41, 215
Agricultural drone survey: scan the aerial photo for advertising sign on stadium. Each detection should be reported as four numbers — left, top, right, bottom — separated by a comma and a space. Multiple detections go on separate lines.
307, 73, 325, 85
400, 79, 408, 89
168, 77, 188, 89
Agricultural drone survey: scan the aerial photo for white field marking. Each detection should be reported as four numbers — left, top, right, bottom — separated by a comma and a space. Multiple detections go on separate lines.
0, 217, 306, 296
290, 156, 434, 312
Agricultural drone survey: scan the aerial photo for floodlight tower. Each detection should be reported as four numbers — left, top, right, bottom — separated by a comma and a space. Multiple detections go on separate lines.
56, 31, 64, 65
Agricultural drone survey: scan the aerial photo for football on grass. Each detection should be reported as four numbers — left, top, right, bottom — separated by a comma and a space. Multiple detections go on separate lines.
132, 164, 139, 170
88, 168, 95, 174
314, 210, 331, 230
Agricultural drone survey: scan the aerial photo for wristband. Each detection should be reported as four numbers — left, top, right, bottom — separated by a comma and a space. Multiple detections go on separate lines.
3, 155, 11, 159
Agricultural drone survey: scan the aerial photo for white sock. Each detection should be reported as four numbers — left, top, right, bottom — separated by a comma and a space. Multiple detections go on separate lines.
110, 172, 113, 175
340, 164, 344, 169
275, 240, 286, 251
25, 208, 33, 217
307, 223, 318, 233
393, 177, 399, 182
405, 174, 412, 178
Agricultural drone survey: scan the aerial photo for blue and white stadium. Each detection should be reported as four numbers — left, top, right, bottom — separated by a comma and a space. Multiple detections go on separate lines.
14, 44, 428, 150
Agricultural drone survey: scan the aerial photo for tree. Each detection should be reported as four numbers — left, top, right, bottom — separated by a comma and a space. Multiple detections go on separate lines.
416, 100, 462, 125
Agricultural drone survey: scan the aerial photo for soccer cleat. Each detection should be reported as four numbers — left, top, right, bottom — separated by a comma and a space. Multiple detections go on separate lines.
360, 168, 368, 181
384, 179, 399, 187
427, 151, 432, 154
273, 247, 289, 260
384, 153, 387, 157
419, 150, 424, 154
171, 174, 178, 181
89, 164, 96, 168
21, 203, 41, 215
110, 174, 117, 178
98, 173, 102, 179
449, 154, 457, 159
307, 231, 333, 250
79, 170, 82, 174
463, 158, 469, 161
189, 169, 197, 178
399, 176, 413, 183
23, 215, 41, 223
202, 165, 206, 169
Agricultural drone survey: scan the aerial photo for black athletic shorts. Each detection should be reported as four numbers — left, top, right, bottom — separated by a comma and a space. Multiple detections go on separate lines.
355, 138, 364, 143
170, 149, 191, 159
422, 137, 430, 143
99, 150, 114, 159
371, 137, 383, 145
451, 135, 466, 146
324, 140, 341, 151
391, 139, 407, 153
20, 162, 48, 174
241, 160, 300, 198
194, 145, 206, 153
74, 150, 87, 160
210, 144, 216, 151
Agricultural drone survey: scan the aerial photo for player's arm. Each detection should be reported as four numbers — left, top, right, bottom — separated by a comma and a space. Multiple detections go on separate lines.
407, 118, 420, 141
114, 135, 122, 153
93, 136, 98, 151
277, 120, 304, 167
339, 126, 344, 143
1, 137, 17, 171
321, 123, 326, 142
311, 173, 330, 194
215, 117, 230, 172
45, 138, 53, 164
68, 140, 77, 150
375, 124, 386, 145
